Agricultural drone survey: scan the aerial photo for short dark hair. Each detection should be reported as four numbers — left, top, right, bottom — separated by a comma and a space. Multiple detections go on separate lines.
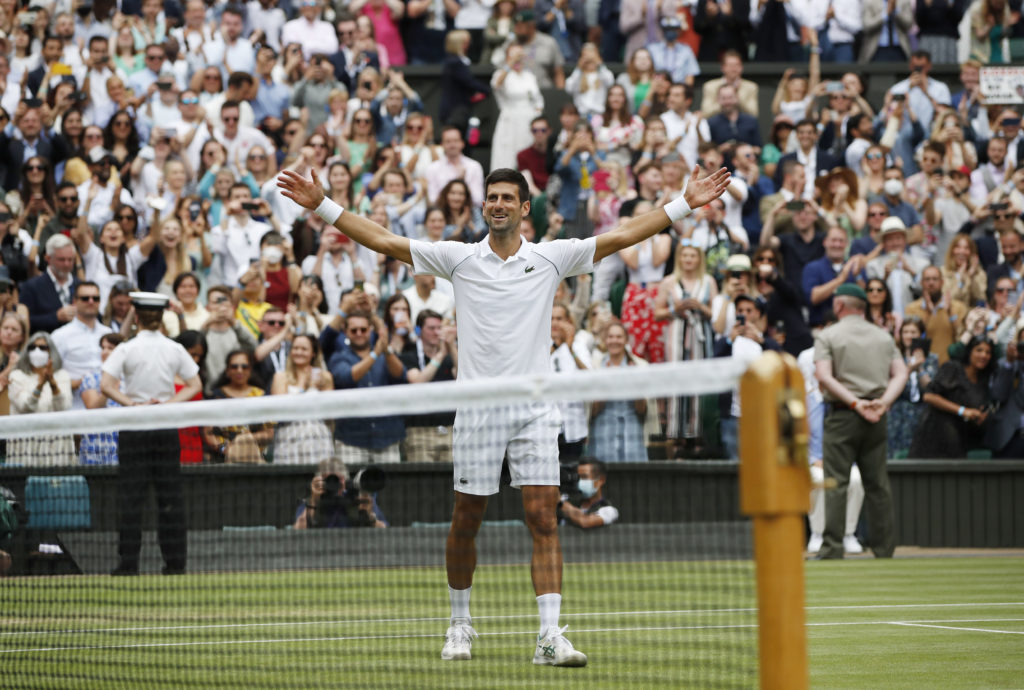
578, 457, 607, 480
734, 293, 766, 314
43, 34, 63, 48
222, 4, 245, 20
911, 49, 932, 62
227, 72, 253, 89
485, 168, 529, 205
73, 281, 100, 299
221, 100, 241, 114
229, 182, 252, 197
416, 308, 443, 329
795, 119, 817, 132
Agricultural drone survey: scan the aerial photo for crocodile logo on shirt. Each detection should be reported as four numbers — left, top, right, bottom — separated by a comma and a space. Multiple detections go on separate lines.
524, 266, 535, 273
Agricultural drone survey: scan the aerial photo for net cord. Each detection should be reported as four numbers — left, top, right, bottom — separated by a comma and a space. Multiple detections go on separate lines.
0, 359, 745, 439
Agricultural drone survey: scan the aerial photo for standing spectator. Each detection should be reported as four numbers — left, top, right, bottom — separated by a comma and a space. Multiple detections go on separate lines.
281, 0, 338, 61
648, 16, 699, 87
252, 306, 293, 389
498, 10, 566, 90
483, 0, 517, 65
202, 5, 256, 77
792, 0, 862, 63
864, 277, 902, 339
619, 200, 671, 363
78, 148, 135, 233
814, 283, 907, 559
700, 50, 758, 118
707, 85, 761, 147
439, 30, 491, 134
654, 241, 717, 457
803, 227, 866, 329
694, 0, 751, 61
816, 168, 868, 237
885, 50, 952, 175
79, 333, 127, 466
915, 0, 967, 65
50, 282, 112, 410
904, 266, 969, 365
163, 273, 211, 337
401, 309, 458, 462
271, 333, 334, 465
490, 45, 544, 172
864, 217, 929, 317
615, 47, 656, 114
328, 310, 406, 464
352, 0, 407, 66
0, 105, 72, 193
941, 235, 988, 308
7, 331, 74, 466
101, 293, 201, 575
201, 285, 258, 390
968, 0, 1015, 64
909, 335, 994, 457
774, 120, 840, 196
451, 0, 492, 62
660, 83, 708, 173
888, 316, 940, 458
210, 184, 275, 286
300, 220, 376, 313
370, 72, 424, 147
437, 179, 488, 243
536, 0, 587, 62
860, 0, 914, 63
20, 235, 80, 334
591, 84, 644, 173
554, 122, 604, 240
588, 321, 650, 463
403, 274, 454, 324
619, 0, 682, 60
760, 198, 826, 296
425, 127, 485, 207
985, 325, 1024, 457
565, 43, 616, 121
518, 117, 554, 197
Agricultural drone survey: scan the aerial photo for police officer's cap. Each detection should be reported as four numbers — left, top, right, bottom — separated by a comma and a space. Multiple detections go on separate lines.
834, 283, 867, 301
129, 291, 170, 311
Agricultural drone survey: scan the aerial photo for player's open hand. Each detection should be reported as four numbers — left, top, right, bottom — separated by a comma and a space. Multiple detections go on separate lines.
277, 169, 326, 210
683, 165, 731, 210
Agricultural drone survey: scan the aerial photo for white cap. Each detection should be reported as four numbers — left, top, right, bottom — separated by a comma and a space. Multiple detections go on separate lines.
129, 291, 170, 309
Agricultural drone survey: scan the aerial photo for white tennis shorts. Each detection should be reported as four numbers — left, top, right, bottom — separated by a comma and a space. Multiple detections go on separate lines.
452, 402, 562, 495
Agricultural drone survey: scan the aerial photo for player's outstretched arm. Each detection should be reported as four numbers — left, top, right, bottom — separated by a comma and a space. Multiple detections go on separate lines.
277, 169, 413, 265
594, 166, 731, 262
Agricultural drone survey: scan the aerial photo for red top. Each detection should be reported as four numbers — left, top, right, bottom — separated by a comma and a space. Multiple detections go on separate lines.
265, 266, 290, 311
175, 382, 204, 464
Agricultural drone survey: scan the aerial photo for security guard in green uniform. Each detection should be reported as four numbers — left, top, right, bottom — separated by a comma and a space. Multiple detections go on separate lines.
813, 283, 908, 559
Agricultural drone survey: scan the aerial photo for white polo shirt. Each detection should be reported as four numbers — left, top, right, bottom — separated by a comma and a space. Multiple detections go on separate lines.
52, 317, 113, 409
102, 329, 200, 403
410, 236, 596, 380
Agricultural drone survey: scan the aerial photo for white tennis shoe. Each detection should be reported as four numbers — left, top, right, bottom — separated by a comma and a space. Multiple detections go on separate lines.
532, 625, 588, 667
441, 619, 477, 660
843, 535, 864, 554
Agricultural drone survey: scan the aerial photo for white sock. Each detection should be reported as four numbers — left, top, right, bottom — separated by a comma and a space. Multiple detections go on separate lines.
449, 585, 471, 623
537, 593, 561, 636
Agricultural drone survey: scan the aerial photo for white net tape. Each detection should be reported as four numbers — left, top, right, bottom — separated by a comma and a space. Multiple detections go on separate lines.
0, 359, 746, 438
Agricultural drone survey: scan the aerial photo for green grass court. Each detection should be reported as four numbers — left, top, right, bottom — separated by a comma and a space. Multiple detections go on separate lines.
3, 557, 1022, 688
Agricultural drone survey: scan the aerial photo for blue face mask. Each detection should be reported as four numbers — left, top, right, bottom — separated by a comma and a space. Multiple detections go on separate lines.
577, 479, 597, 498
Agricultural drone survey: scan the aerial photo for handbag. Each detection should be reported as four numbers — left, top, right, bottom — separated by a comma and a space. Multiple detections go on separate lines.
225, 429, 264, 464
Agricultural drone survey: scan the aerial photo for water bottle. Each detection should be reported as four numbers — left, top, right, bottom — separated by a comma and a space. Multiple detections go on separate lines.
467, 117, 481, 146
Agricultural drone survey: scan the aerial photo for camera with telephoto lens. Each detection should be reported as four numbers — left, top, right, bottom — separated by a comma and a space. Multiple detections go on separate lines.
312, 466, 386, 528
559, 464, 579, 493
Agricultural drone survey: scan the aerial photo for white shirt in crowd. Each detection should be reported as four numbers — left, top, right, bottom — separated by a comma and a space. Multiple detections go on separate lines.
52, 317, 113, 410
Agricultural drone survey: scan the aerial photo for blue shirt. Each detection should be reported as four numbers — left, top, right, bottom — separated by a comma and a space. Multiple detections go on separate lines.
801, 255, 858, 326
648, 41, 700, 85
252, 78, 292, 124
328, 345, 406, 449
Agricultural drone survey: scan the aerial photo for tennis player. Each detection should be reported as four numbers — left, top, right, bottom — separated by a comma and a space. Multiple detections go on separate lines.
278, 165, 730, 666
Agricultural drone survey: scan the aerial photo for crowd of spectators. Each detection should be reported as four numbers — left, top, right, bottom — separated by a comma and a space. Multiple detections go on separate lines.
0, 0, 1022, 469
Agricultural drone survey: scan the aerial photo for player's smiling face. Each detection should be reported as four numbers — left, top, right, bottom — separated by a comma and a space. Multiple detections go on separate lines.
483, 182, 529, 236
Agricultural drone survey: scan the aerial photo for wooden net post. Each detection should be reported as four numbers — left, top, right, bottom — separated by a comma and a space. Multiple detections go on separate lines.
739, 351, 810, 690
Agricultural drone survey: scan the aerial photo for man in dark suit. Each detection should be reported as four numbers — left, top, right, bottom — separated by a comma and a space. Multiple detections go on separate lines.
25, 35, 68, 99
773, 119, 841, 194
0, 104, 73, 192
987, 332, 1024, 458
328, 12, 380, 92
707, 85, 761, 147
19, 235, 79, 333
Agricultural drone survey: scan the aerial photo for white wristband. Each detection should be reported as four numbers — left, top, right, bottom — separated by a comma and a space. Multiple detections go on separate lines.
664, 194, 692, 222
314, 197, 344, 225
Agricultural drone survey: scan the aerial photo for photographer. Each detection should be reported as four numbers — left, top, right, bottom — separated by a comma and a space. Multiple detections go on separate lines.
557, 458, 618, 529
293, 458, 388, 529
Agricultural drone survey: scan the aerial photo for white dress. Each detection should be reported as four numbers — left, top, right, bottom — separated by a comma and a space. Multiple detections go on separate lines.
271, 369, 335, 465
490, 69, 544, 172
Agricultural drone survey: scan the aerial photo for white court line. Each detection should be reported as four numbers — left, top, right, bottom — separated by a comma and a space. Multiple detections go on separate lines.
4, 602, 1023, 638
890, 622, 1024, 636
4, 619, 1024, 655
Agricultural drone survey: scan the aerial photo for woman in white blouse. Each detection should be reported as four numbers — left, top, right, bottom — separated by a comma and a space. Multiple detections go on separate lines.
564, 43, 616, 121
8, 332, 74, 466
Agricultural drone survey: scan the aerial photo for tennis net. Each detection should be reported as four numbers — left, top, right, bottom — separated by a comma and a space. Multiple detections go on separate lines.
0, 359, 762, 688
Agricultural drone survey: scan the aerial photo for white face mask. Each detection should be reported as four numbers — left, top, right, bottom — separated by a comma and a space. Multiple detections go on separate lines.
577, 479, 598, 498
27, 348, 50, 368
883, 179, 903, 197
262, 246, 284, 264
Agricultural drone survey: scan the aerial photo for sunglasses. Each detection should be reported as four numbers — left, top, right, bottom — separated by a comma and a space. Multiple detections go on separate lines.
868, 211, 887, 217
755, 257, 775, 264
146, 54, 163, 60
406, 125, 423, 132
118, 213, 135, 220
77, 294, 101, 302
866, 287, 885, 293
995, 287, 1012, 293
222, 116, 239, 122
264, 319, 285, 326
285, 129, 301, 136
249, 154, 267, 160
866, 153, 883, 160
204, 74, 221, 80
211, 296, 230, 304
348, 327, 369, 334
181, 97, 199, 105
228, 363, 251, 370
28, 344, 49, 352
995, 213, 1014, 220
59, 195, 79, 203
25, 164, 46, 171
113, 120, 130, 126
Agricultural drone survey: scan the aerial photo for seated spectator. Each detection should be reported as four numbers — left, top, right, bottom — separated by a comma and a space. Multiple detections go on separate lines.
437, 179, 487, 244
615, 47, 656, 114
554, 122, 605, 240
941, 236, 988, 308
619, 201, 671, 363
271, 334, 334, 465
490, 44, 545, 172
904, 266, 969, 367
328, 311, 406, 464
984, 276, 1024, 349
0, 104, 72, 192
909, 336, 995, 458
292, 458, 388, 528
865, 217, 929, 317
136, 218, 197, 296
20, 235, 79, 334
707, 85, 761, 147
700, 49, 759, 118
7, 332, 74, 466
403, 274, 454, 326
203, 350, 273, 463
971, 137, 1012, 205
162, 273, 210, 338
858, 145, 888, 201
79, 333, 126, 466
588, 321, 650, 464
558, 458, 619, 528
401, 309, 458, 462
536, 0, 586, 62
986, 325, 1024, 457
551, 301, 590, 461
930, 112, 977, 181
843, 113, 876, 177
888, 317, 940, 458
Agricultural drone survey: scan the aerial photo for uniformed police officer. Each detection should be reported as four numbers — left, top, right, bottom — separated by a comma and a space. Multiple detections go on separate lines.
101, 292, 203, 575
813, 283, 908, 559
